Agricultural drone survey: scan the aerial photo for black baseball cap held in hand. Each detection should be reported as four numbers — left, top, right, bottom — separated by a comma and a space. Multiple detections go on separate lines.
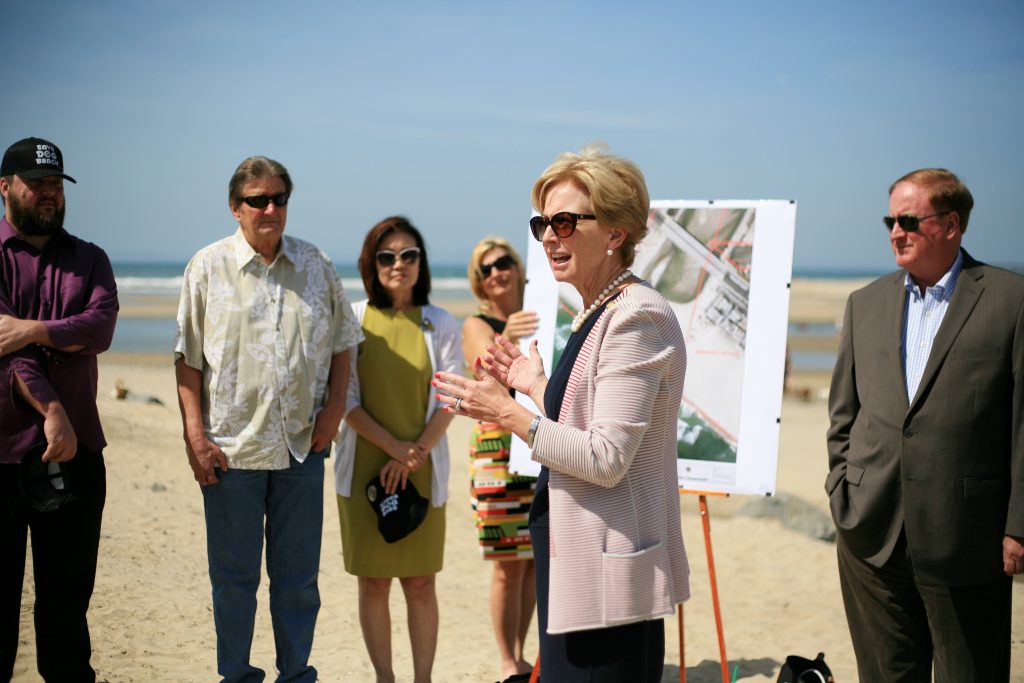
365, 475, 429, 543
1, 137, 77, 183
19, 442, 80, 512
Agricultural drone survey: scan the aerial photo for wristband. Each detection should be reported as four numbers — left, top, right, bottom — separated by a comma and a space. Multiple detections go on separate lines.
527, 415, 542, 449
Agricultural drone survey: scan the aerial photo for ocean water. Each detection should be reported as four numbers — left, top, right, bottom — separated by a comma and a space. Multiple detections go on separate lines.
111, 261, 473, 355
111, 261, 1024, 365
112, 317, 180, 353
110, 262, 861, 367
114, 262, 930, 296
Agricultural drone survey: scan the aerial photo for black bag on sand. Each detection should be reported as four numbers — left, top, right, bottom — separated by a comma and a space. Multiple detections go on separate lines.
777, 652, 835, 683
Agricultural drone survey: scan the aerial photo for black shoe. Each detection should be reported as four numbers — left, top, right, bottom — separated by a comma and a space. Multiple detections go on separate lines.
498, 674, 532, 683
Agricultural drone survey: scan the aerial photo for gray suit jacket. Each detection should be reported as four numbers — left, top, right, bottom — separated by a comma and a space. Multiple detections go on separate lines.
826, 250, 1024, 585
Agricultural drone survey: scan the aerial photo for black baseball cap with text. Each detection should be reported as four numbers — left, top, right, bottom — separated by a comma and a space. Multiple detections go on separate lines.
1, 137, 76, 183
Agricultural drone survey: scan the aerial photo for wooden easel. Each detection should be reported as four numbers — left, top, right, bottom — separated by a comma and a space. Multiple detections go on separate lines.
679, 491, 731, 683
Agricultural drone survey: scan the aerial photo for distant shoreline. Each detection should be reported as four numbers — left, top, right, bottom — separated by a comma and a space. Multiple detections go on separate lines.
117, 292, 482, 321
110, 260, 1023, 279
114, 277, 860, 371
120, 276, 867, 322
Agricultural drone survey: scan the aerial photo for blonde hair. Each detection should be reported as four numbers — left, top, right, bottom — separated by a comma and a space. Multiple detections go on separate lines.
531, 143, 650, 266
467, 236, 526, 312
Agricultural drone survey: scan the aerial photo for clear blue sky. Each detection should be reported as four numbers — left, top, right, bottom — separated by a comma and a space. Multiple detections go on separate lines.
3, 0, 1022, 271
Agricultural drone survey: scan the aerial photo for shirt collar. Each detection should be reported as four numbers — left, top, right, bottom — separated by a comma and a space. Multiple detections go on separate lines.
0, 215, 68, 252
904, 249, 963, 299
230, 228, 295, 271
0, 216, 16, 246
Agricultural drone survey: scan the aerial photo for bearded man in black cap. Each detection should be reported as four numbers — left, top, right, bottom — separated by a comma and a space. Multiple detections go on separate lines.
0, 137, 118, 682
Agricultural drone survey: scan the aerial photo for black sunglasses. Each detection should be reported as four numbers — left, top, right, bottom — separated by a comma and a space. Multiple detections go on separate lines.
529, 212, 597, 241
376, 247, 421, 267
882, 211, 951, 232
479, 254, 515, 278
241, 193, 290, 209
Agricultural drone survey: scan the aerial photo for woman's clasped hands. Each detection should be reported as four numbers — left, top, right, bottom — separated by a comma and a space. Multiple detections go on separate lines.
377, 439, 428, 494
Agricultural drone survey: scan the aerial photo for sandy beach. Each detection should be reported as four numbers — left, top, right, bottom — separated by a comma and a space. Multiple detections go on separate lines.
11, 279, 1023, 682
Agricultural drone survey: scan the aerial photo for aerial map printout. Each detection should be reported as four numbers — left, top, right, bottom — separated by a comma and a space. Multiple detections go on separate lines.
512, 199, 797, 496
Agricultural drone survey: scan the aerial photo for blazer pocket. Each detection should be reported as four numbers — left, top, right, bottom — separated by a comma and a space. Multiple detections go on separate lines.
829, 464, 864, 529
602, 541, 672, 624
845, 464, 865, 486
949, 345, 1003, 360
961, 477, 1007, 499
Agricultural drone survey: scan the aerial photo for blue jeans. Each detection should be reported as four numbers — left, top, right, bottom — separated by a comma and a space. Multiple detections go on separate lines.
202, 452, 324, 683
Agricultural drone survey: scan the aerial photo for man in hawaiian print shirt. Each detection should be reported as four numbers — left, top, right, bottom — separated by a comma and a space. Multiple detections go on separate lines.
174, 155, 361, 683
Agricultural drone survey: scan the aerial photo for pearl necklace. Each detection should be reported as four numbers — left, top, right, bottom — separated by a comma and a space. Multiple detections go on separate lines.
570, 270, 632, 333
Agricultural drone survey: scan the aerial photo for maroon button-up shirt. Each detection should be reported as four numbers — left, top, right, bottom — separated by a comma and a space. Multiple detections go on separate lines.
0, 215, 118, 463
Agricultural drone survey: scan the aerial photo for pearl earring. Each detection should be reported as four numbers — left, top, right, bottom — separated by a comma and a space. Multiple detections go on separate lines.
606, 249, 613, 257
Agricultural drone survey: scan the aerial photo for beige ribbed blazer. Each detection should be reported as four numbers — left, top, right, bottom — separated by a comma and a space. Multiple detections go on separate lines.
531, 281, 690, 634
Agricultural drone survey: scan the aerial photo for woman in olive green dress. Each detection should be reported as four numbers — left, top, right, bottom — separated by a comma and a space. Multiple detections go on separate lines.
333, 216, 461, 683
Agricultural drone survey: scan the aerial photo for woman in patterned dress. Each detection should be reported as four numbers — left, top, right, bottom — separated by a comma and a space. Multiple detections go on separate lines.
334, 216, 461, 683
463, 237, 539, 681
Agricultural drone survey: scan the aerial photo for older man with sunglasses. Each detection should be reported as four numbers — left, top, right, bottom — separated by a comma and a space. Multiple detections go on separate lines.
174, 156, 361, 683
826, 168, 1024, 682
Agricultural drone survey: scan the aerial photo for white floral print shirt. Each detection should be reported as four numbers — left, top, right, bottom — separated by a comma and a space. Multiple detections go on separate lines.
174, 229, 362, 469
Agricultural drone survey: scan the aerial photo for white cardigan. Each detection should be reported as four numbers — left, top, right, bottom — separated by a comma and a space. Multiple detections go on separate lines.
531, 282, 690, 634
333, 300, 462, 507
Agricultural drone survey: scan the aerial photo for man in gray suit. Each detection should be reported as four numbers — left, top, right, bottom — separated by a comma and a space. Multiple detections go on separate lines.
827, 168, 1023, 682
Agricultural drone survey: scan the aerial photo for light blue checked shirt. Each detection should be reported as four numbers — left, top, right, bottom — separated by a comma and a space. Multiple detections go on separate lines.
901, 250, 964, 402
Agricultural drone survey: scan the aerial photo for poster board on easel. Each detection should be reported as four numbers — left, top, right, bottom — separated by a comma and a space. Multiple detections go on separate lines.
510, 199, 797, 497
